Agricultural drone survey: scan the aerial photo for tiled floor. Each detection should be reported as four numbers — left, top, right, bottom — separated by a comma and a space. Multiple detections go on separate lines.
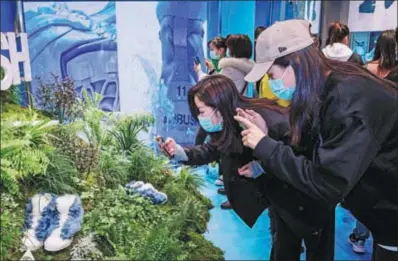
194, 167, 373, 260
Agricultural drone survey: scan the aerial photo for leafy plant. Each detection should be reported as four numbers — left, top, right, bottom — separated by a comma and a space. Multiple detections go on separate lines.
36, 74, 80, 123
81, 188, 166, 256
24, 151, 80, 195
1, 115, 57, 196
0, 194, 24, 259
97, 147, 131, 188
70, 233, 103, 260
108, 114, 154, 153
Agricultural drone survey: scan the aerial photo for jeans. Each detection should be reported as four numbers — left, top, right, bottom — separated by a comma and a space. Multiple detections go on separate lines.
353, 220, 370, 241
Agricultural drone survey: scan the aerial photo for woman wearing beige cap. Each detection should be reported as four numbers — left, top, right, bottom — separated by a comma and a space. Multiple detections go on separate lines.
236, 20, 398, 260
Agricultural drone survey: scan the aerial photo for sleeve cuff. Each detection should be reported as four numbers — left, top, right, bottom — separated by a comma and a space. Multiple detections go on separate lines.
254, 136, 280, 165
174, 144, 189, 162
250, 161, 265, 179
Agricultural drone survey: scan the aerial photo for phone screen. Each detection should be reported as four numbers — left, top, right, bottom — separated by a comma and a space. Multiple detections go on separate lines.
194, 56, 200, 65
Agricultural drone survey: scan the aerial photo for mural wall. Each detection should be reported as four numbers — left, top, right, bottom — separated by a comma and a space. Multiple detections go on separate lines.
116, 1, 207, 147
348, 0, 397, 32
23, 1, 120, 112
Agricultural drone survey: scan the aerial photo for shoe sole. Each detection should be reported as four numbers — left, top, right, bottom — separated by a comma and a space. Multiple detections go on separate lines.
348, 239, 365, 254
44, 239, 72, 252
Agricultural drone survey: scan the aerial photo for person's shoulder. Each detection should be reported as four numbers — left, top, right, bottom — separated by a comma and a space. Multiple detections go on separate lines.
324, 72, 397, 118
349, 53, 364, 66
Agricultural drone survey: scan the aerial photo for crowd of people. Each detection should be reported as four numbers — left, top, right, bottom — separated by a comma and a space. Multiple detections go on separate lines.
158, 19, 398, 260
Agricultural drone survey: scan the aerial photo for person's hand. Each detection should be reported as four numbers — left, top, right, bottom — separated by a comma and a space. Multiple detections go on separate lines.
193, 62, 202, 73
238, 163, 253, 178
205, 58, 215, 71
156, 136, 176, 157
234, 115, 268, 149
236, 108, 268, 133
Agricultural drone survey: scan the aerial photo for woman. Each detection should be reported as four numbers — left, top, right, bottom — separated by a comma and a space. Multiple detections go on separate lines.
159, 75, 336, 260
194, 34, 255, 199
205, 36, 227, 74
365, 30, 397, 80
195, 34, 254, 96
194, 37, 226, 147
322, 22, 364, 65
240, 19, 398, 260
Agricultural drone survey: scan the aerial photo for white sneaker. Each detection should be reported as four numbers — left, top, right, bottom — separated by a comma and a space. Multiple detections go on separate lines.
44, 195, 83, 252
22, 193, 55, 251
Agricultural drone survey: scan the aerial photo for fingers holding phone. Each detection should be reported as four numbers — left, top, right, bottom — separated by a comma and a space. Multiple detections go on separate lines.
156, 136, 176, 158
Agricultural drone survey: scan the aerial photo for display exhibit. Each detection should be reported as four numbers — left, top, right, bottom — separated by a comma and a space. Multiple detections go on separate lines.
1, 1, 397, 260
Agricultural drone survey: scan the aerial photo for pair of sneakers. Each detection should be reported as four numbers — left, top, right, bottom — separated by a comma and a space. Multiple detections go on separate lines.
125, 181, 168, 205
22, 193, 83, 252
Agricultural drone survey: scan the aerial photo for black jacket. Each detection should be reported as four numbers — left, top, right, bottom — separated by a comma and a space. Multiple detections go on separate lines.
348, 53, 364, 66
254, 72, 398, 245
182, 108, 335, 240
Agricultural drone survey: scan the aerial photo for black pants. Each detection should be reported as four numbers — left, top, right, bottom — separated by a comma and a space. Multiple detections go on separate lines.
270, 210, 335, 261
372, 244, 398, 261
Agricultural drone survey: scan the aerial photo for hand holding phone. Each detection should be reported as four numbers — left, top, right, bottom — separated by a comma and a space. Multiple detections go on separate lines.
194, 56, 201, 65
155, 135, 174, 158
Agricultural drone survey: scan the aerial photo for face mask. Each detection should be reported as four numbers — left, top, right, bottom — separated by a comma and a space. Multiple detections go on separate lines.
198, 109, 223, 133
269, 68, 296, 101
226, 49, 230, 58
210, 50, 220, 60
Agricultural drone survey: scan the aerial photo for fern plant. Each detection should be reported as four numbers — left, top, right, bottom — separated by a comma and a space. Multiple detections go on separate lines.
108, 113, 154, 153
1, 115, 56, 195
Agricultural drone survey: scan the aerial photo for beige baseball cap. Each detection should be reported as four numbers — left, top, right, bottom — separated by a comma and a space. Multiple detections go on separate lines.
245, 19, 314, 82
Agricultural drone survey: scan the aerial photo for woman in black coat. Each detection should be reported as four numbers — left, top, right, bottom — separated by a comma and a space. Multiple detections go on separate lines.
239, 20, 398, 260
159, 75, 336, 260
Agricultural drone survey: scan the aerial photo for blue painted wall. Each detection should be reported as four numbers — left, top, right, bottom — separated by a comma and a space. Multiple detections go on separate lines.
1, 0, 17, 59
220, 0, 256, 41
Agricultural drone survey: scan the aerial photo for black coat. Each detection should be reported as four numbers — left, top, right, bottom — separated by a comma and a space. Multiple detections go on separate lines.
182, 108, 335, 240
253, 72, 398, 245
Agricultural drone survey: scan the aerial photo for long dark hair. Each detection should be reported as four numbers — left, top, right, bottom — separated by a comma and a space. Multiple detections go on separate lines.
373, 30, 397, 70
273, 45, 396, 145
326, 22, 349, 46
188, 75, 287, 154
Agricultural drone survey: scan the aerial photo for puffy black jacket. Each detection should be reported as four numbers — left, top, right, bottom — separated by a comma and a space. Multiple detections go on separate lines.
254, 72, 398, 245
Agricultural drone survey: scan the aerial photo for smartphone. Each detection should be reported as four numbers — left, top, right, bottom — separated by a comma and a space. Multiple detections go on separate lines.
194, 56, 201, 65
155, 135, 173, 158
237, 110, 247, 130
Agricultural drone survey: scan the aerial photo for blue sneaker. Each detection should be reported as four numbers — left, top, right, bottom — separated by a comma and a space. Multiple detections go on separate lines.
125, 181, 145, 194
135, 183, 168, 205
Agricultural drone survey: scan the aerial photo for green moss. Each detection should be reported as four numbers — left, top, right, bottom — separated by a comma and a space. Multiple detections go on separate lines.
185, 230, 224, 260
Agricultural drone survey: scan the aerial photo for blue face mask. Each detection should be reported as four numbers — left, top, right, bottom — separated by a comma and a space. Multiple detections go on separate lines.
210, 50, 220, 60
269, 68, 296, 100
198, 109, 223, 133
